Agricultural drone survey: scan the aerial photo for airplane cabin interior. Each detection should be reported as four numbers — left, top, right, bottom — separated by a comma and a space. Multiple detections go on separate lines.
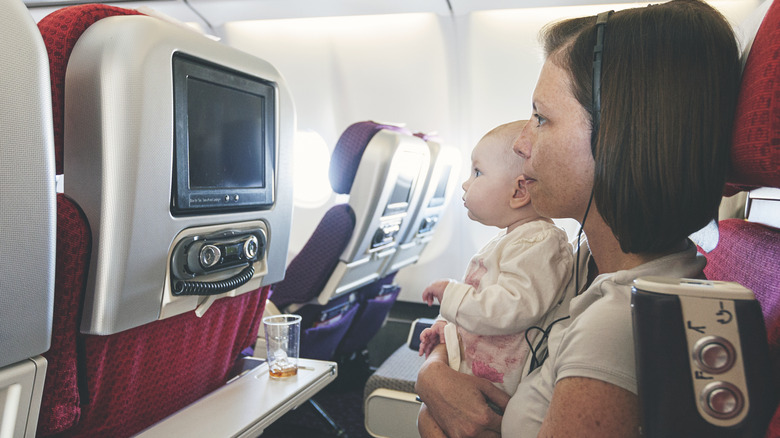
1, 0, 778, 437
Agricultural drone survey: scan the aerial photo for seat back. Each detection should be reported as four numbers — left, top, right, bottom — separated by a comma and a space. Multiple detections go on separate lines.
319, 121, 430, 305
36, 5, 294, 436
335, 133, 459, 358
0, 0, 56, 370
700, 0, 780, 434
270, 121, 429, 360
0, 0, 56, 435
382, 133, 460, 276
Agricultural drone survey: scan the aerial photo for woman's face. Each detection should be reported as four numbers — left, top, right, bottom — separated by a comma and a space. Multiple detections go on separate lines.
513, 58, 595, 221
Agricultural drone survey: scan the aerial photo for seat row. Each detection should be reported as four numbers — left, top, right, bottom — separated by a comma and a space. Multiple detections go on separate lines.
0, 1, 459, 437
263, 121, 459, 364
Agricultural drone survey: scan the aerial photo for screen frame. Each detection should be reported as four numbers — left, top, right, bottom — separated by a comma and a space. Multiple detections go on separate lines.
381, 150, 423, 217
427, 164, 452, 208
382, 175, 413, 216
171, 52, 276, 215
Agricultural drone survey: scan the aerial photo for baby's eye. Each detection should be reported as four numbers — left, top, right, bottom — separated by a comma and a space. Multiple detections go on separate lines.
533, 113, 546, 127
474, 169, 482, 177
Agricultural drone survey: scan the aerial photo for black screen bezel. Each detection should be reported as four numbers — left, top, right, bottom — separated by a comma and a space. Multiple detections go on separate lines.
171, 52, 276, 216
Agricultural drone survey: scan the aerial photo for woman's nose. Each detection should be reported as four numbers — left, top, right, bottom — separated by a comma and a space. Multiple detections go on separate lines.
513, 133, 531, 159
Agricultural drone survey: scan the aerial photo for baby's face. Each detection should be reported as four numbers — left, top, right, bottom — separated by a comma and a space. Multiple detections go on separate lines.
461, 137, 522, 227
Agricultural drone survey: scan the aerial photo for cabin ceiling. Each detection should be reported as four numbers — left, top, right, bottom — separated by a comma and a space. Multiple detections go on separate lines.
26, 0, 758, 31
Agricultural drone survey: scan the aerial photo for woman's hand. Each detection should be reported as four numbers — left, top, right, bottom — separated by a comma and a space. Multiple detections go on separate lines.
418, 404, 448, 438
416, 344, 509, 437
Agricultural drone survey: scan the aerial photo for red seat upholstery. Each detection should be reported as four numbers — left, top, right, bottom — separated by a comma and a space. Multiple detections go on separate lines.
37, 5, 269, 437
701, 1, 780, 436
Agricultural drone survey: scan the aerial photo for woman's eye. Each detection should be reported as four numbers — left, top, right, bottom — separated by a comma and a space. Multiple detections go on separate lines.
534, 113, 546, 127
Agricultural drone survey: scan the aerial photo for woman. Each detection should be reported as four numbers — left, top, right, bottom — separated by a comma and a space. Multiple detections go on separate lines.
415, 1, 741, 436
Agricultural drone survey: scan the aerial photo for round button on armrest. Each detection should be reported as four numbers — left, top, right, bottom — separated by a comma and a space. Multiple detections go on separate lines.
700, 381, 744, 420
692, 335, 736, 374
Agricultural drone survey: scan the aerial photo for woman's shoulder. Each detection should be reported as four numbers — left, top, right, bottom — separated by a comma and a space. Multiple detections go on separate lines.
553, 280, 637, 392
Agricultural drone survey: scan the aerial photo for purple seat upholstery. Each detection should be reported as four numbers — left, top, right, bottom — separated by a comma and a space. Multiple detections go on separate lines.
336, 279, 400, 356
270, 204, 355, 311
270, 121, 413, 360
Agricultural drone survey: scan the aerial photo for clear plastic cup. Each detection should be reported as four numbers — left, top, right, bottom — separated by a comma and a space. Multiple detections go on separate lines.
263, 314, 302, 378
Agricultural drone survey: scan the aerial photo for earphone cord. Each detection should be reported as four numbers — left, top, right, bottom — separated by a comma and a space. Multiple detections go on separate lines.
525, 315, 570, 373
575, 188, 595, 293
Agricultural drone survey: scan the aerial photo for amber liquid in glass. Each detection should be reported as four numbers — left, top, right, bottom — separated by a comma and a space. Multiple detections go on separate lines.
269, 363, 297, 378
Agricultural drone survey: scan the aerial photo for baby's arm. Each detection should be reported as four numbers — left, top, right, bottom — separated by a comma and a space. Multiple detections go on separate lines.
421, 279, 451, 306
418, 319, 448, 357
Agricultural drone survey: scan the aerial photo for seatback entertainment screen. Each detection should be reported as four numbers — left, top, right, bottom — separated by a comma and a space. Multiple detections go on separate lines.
187, 77, 265, 190
383, 151, 424, 217
172, 52, 276, 215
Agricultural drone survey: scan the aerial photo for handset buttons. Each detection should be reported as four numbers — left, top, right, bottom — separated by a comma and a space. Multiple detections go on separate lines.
700, 381, 744, 420
692, 335, 736, 374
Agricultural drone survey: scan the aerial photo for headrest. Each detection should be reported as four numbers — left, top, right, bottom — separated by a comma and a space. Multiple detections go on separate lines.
729, 0, 780, 192
414, 132, 441, 142
37, 4, 143, 175
329, 121, 411, 194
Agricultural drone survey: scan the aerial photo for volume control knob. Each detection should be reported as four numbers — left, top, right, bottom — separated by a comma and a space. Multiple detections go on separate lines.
199, 244, 221, 269
243, 235, 259, 259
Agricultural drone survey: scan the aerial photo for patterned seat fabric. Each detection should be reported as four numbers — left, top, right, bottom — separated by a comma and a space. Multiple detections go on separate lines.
37, 5, 269, 437
363, 345, 425, 401
701, 2, 780, 436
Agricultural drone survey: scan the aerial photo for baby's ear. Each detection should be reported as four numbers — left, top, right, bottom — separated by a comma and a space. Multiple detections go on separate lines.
510, 176, 531, 208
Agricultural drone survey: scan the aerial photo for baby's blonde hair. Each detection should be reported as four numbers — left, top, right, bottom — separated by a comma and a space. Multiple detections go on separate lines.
483, 120, 527, 174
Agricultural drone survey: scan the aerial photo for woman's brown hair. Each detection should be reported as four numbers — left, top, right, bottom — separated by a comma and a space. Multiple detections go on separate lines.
542, 0, 740, 254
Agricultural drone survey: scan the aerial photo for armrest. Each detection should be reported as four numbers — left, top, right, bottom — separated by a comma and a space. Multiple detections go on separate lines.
406, 317, 435, 351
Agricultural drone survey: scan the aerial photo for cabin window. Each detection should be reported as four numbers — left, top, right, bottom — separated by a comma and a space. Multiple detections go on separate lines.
293, 130, 331, 207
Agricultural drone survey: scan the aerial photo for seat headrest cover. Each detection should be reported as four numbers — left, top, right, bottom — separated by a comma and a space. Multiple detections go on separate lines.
37, 4, 143, 175
329, 121, 411, 194
730, 0, 780, 191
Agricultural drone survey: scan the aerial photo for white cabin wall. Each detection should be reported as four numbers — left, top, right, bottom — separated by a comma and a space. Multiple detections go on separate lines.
221, 13, 460, 278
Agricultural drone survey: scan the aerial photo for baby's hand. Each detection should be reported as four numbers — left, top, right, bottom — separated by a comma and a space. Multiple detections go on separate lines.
421, 280, 451, 306
418, 320, 448, 357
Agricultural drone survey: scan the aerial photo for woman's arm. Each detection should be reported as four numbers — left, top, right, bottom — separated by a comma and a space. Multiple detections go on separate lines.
415, 344, 509, 437
537, 377, 640, 438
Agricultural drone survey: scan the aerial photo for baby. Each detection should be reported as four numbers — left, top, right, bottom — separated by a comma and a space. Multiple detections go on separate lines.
419, 120, 574, 395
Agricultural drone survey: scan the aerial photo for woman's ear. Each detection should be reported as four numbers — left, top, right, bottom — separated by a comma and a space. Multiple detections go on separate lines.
510, 176, 531, 209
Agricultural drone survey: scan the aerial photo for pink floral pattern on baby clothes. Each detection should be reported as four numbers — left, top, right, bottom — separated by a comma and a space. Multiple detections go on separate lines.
472, 360, 504, 383
459, 330, 527, 387
464, 259, 487, 289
